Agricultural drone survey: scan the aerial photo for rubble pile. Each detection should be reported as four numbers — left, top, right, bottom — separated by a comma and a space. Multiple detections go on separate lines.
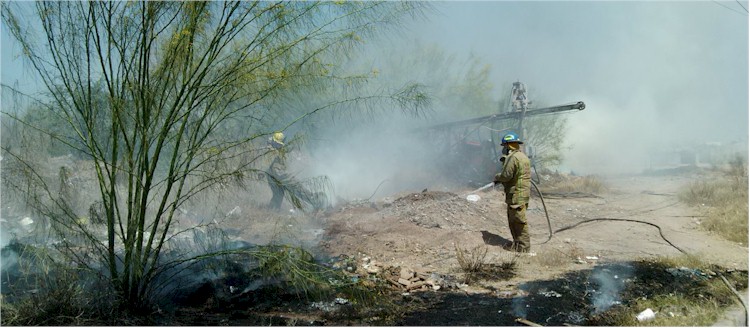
326, 253, 462, 292
381, 190, 493, 230
386, 267, 442, 292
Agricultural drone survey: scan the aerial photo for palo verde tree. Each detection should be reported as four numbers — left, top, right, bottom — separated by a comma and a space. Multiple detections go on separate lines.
1, 1, 428, 309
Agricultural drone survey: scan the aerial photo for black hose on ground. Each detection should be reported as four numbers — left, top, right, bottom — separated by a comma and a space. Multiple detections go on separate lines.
530, 180, 553, 244
531, 192, 746, 323
551, 217, 686, 253
431, 178, 746, 323
719, 273, 748, 326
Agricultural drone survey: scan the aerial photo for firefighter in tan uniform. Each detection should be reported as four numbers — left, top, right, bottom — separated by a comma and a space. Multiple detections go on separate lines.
494, 132, 532, 252
267, 131, 288, 211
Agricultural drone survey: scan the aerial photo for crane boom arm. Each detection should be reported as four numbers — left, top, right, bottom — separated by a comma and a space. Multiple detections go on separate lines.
423, 101, 585, 131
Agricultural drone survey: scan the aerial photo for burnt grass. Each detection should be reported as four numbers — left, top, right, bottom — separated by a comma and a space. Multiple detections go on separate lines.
164, 260, 747, 326
399, 260, 748, 326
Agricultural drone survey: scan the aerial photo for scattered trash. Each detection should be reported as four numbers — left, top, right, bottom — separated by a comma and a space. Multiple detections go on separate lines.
666, 266, 709, 280
19, 217, 33, 226
585, 256, 599, 260
636, 308, 656, 322
540, 290, 562, 298
334, 297, 349, 305
466, 194, 481, 202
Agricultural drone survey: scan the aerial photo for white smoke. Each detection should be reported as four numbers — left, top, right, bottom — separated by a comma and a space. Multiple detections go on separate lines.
590, 264, 634, 313
511, 289, 528, 318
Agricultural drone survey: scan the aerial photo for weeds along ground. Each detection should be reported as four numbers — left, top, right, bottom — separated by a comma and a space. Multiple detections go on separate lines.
678, 157, 748, 246
588, 255, 748, 327
536, 171, 608, 195
399, 255, 748, 326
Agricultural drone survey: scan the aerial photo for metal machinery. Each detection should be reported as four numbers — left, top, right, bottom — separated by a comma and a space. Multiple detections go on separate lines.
423, 82, 585, 187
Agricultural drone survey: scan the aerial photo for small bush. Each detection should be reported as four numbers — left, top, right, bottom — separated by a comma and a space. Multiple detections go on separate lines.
454, 244, 488, 284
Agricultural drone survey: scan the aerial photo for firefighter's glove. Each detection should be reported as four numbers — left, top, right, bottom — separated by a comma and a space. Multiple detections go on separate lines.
499, 155, 508, 163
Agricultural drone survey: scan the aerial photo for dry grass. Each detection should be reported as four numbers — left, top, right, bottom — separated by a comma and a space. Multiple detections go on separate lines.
602, 292, 730, 326
454, 244, 488, 284
0, 251, 103, 326
535, 243, 584, 268
541, 175, 607, 194
654, 253, 710, 270
592, 255, 743, 327
702, 201, 748, 246
679, 156, 748, 246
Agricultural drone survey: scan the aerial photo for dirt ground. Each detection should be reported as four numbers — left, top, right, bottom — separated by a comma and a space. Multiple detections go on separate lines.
206, 170, 749, 325
3, 157, 747, 326
314, 173, 747, 284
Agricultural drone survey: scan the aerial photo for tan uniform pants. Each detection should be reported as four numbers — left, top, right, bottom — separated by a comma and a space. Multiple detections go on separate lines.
507, 203, 530, 251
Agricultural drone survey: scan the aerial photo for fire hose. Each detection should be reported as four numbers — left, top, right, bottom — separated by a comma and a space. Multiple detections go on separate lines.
371, 177, 745, 322
467, 181, 553, 243
536, 187, 746, 324
476, 181, 746, 323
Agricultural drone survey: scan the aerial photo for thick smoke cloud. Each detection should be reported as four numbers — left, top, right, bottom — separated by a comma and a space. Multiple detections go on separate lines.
294, 116, 450, 202
400, 1, 748, 175
3, 1, 747, 197
296, 1, 749, 197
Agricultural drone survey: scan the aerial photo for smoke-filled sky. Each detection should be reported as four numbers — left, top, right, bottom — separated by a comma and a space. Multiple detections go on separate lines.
396, 1, 748, 174
2, 1, 748, 193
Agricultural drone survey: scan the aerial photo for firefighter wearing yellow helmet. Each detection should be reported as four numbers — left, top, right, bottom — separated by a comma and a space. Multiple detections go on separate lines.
267, 131, 287, 210
494, 132, 532, 252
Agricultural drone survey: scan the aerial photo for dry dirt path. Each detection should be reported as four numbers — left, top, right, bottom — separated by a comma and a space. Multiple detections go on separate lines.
318, 173, 748, 288
186, 172, 747, 325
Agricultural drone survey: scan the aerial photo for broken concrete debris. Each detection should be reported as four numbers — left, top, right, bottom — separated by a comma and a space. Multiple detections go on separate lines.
394, 267, 443, 291
327, 253, 464, 292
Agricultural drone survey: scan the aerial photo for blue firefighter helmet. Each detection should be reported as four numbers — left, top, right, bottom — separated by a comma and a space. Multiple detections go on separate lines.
501, 132, 524, 145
